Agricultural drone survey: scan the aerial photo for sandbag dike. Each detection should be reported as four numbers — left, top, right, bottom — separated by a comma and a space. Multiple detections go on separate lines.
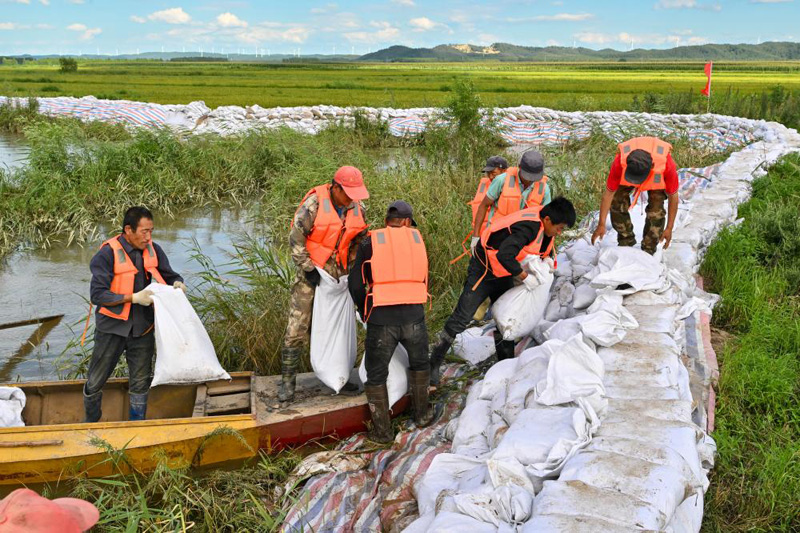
276, 117, 800, 533
5, 95, 797, 530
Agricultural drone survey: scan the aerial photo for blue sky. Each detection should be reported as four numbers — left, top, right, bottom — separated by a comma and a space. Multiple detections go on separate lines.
1, 0, 798, 56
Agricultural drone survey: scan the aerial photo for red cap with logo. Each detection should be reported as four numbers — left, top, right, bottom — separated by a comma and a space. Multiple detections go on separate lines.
0, 489, 99, 532
333, 166, 369, 201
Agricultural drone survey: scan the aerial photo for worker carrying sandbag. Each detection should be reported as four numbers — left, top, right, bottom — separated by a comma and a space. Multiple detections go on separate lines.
84, 206, 185, 422
429, 197, 576, 387
591, 136, 680, 254
468, 150, 552, 257
348, 201, 435, 443
279, 166, 369, 406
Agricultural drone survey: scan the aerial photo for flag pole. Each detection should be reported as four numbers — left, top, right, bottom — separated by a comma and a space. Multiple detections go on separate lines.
706, 61, 713, 114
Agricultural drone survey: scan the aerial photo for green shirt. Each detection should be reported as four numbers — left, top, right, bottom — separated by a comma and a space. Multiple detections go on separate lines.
484, 172, 552, 223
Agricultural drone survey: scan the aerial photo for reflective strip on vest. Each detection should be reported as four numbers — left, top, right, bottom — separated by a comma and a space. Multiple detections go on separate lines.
97, 236, 166, 321
480, 207, 553, 278
302, 184, 368, 269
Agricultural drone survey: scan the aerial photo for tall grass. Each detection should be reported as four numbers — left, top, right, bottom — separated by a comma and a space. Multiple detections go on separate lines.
51, 438, 302, 532
700, 154, 800, 532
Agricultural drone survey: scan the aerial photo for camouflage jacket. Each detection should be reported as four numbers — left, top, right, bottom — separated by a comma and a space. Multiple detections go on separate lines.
290, 191, 368, 279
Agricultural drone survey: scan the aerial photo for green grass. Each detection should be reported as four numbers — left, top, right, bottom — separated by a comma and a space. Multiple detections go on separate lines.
700, 154, 800, 532
1, 60, 799, 110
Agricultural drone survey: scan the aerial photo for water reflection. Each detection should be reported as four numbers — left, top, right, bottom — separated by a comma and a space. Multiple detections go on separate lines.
0, 134, 29, 173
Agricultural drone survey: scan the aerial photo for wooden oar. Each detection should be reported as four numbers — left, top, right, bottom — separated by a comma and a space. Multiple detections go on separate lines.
0, 314, 64, 331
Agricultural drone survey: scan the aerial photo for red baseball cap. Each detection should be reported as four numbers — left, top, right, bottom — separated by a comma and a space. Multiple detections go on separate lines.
0, 489, 99, 532
333, 166, 369, 201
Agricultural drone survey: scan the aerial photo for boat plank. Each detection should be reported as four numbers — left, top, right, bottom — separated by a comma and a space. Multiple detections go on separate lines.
206, 392, 249, 414
192, 385, 207, 417
207, 382, 250, 396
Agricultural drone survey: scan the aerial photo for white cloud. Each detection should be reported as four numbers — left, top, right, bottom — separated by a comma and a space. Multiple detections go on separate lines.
343, 20, 400, 43
67, 22, 100, 40
69, 0, 85, 3
575, 30, 710, 47
531, 12, 595, 21
5, 0, 30, 4
38, 0, 49, 5
750, 0, 793, 2
392, 0, 416, 6
130, 15, 146, 23
161, 20, 310, 45
216, 12, 247, 28
35, 23, 53, 29
546, 39, 561, 46
409, 16, 451, 33
147, 7, 191, 24
654, 0, 722, 10
0, 22, 19, 30
311, 3, 338, 14
477, 33, 498, 45
574, 31, 617, 44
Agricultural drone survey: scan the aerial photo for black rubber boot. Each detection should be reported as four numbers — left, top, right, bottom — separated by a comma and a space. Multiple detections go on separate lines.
278, 347, 300, 405
429, 330, 454, 386
409, 370, 436, 428
83, 389, 102, 423
364, 384, 394, 443
129, 392, 148, 421
494, 331, 516, 361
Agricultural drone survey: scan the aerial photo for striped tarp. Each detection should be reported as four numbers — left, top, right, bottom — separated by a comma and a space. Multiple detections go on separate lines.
281, 366, 467, 533
0, 96, 169, 127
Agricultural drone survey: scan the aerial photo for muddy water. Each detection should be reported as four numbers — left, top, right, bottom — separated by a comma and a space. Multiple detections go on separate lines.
0, 134, 29, 173
0, 207, 256, 382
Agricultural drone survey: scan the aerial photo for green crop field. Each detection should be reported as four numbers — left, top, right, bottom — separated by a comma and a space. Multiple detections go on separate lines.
1, 60, 800, 109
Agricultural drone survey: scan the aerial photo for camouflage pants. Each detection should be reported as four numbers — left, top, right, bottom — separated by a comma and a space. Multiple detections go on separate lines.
610, 187, 667, 255
281, 271, 316, 376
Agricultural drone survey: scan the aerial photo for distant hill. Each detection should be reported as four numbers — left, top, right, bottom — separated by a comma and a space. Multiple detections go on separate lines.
358, 41, 800, 62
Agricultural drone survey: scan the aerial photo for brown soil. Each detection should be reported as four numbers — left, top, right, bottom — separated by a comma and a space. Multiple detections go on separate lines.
710, 326, 736, 360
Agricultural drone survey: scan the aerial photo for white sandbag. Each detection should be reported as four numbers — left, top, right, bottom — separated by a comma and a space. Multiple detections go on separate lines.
494, 485, 534, 525
522, 513, 635, 533
414, 454, 488, 516
487, 456, 535, 493
453, 326, 496, 365
425, 511, 498, 533
666, 489, 704, 533
565, 238, 599, 268
479, 358, 517, 400
148, 283, 230, 386
452, 400, 492, 451
492, 407, 587, 467
543, 319, 583, 343
572, 284, 597, 310
559, 449, 692, 520
0, 387, 25, 428
588, 247, 669, 293
534, 480, 668, 531
452, 491, 503, 527
534, 333, 605, 406
401, 512, 436, 533
310, 269, 356, 393
358, 343, 409, 407
492, 257, 554, 340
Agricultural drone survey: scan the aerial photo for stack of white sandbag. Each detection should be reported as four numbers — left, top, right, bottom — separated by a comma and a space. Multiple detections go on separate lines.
0, 387, 26, 428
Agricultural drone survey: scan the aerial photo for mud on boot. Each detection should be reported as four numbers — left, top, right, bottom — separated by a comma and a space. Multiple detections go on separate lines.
364, 384, 394, 444
83, 388, 102, 423
409, 370, 438, 428
429, 330, 454, 387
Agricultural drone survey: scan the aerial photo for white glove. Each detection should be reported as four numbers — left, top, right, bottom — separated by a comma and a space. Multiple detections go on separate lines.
544, 257, 555, 273
173, 281, 187, 292
132, 289, 154, 306
470, 236, 480, 256
522, 272, 541, 291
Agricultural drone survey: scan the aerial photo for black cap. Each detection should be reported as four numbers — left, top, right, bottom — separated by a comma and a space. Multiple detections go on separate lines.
386, 200, 417, 226
482, 155, 509, 173
624, 149, 654, 184
518, 150, 545, 182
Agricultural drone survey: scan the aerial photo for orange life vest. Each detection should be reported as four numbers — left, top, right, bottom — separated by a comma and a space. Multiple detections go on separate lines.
468, 176, 493, 232
366, 226, 429, 308
296, 184, 368, 270
480, 207, 553, 278
495, 167, 549, 219
98, 236, 166, 321
618, 137, 673, 208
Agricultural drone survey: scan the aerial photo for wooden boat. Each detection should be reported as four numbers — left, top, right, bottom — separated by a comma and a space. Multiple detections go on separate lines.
0, 371, 407, 487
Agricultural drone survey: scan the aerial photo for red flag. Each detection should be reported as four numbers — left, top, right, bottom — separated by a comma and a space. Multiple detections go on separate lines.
701, 61, 713, 97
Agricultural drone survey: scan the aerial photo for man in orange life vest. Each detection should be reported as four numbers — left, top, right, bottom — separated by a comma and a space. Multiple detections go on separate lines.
85, 206, 185, 422
429, 197, 576, 386
348, 201, 434, 442
280, 166, 369, 405
591, 137, 679, 254
469, 150, 552, 256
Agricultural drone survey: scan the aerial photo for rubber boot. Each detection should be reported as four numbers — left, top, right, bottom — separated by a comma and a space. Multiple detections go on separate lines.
364, 384, 394, 444
494, 331, 516, 361
129, 392, 148, 421
429, 330, 454, 386
278, 347, 300, 405
83, 389, 102, 423
409, 370, 435, 428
